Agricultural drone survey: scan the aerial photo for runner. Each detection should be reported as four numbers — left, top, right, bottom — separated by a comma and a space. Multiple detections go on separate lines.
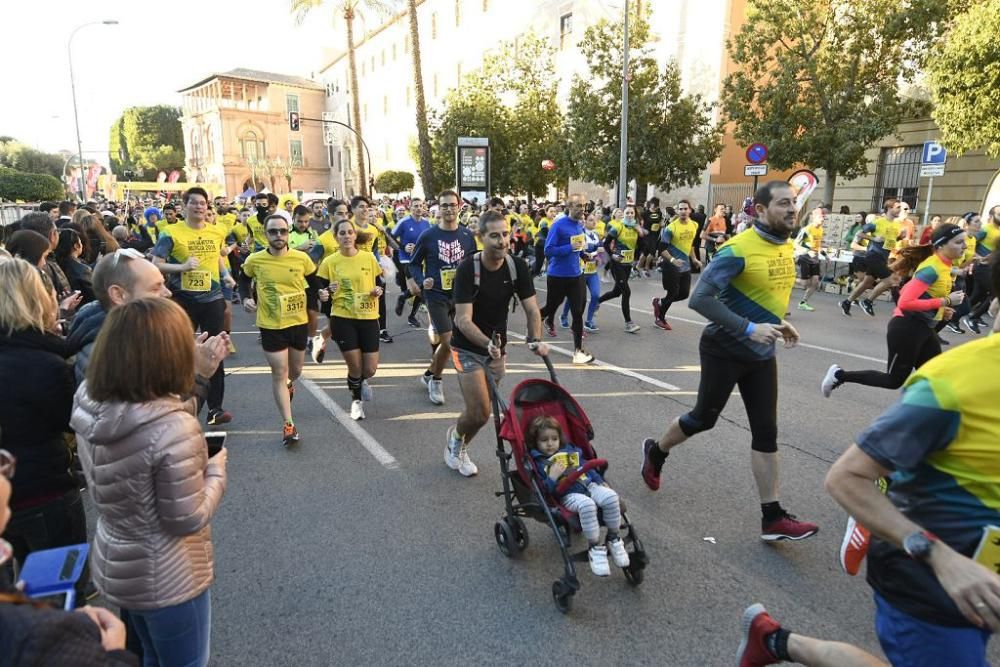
151, 186, 236, 426
640, 181, 819, 542
444, 210, 549, 476
408, 190, 478, 405
598, 204, 645, 334
962, 204, 1000, 333
240, 213, 318, 446
351, 197, 393, 344
653, 200, 701, 330
316, 219, 384, 420
839, 199, 903, 317
793, 205, 827, 312
822, 224, 967, 395
701, 203, 730, 263
308, 199, 351, 361
637, 198, 665, 277
560, 213, 602, 332
391, 198, 431, 328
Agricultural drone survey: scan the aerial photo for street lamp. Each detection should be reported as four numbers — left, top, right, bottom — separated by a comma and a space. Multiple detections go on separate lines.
68, 19, 118, 200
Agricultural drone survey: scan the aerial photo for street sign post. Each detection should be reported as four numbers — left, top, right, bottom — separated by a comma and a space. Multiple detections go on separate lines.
744, 164, 768, 177
920, 141, 947, 226
746, 143, 768, 164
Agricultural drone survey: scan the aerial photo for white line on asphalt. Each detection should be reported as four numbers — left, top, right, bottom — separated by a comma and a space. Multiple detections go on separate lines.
532, 285, 884, 364
301, 378, 400, 469
507, 332, 681, 391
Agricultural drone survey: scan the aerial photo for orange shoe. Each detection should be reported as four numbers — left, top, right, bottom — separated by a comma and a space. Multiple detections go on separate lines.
839, 515, 870, 576
282, 423, 299, 448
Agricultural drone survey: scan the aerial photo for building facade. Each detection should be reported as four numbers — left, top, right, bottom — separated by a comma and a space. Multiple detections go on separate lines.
178, 69, 329, 198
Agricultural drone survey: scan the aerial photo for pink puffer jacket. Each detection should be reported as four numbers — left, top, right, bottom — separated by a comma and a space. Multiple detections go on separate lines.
70, 384, 226, 611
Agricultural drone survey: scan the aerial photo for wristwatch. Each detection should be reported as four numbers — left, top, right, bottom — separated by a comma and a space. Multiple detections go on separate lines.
902, 530, 939, 561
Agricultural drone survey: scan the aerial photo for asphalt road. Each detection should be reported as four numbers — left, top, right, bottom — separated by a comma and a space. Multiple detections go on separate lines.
113, 272, 1000, 665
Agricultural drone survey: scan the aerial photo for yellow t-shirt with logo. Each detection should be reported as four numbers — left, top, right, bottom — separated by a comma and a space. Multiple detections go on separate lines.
155, 222, 226, 301
607, 219, 639, 263
241, 249, 316, 330
317, 251, 382, 320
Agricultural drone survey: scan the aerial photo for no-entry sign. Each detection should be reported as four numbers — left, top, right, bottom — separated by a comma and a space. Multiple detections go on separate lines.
746, 143, 768, 165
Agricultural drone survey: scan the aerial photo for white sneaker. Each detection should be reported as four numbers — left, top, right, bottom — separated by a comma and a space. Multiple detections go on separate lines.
624, 321, 640, 334
350, 400, 365, 420
445, 426, 463, 469
457, 445, 478, 476
361, 379, 374, 402
607, 537, 630, 568
310, 334, 326, 363
587, 544, 611, 576
821, 364, 842, 398
572, 349, 595, 365
428, 378, 445, 405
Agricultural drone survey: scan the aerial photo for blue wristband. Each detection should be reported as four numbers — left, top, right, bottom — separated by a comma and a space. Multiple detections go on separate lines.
745, 322, 755, 337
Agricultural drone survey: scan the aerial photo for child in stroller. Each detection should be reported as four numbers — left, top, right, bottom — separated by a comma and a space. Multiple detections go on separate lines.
527, 415, 630, 576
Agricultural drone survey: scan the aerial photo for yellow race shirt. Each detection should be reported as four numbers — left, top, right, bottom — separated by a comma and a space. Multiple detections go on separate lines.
153, 222, 226, 302
317, 251, 382, 320
316, 229, 340, 262
960, 234, 977, 268
873, 217, 903, 252
245, 214, 269, 250
607, 220, 640, 263
907, 253, 955, 324
241, 249, 316, 330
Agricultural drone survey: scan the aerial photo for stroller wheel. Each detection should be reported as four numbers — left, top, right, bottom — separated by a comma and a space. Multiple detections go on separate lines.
551, 580, 574, 613
509, 516, 529, 552
494, 520, 517, 558
623, 562, 645, 587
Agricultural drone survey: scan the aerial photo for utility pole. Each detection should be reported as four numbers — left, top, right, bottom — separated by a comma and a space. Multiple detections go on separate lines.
617, 0, 630, 208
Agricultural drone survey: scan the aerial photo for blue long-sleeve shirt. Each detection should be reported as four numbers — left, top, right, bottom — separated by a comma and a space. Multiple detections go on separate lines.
392, 216, 431, 263
531, 444, 605, 497
543, 216, 585, 278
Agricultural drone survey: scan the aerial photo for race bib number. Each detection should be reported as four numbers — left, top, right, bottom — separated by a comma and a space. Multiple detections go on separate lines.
181, 270, 211, 292
583, 260, 598, 274
973, 525, 1000, 574
279, 292, 306, 317
620, 249, 635, 263
884, 238, 897, 251
570, 234, 585, 251
440, 268, 457, 291
354, 293, 378, 317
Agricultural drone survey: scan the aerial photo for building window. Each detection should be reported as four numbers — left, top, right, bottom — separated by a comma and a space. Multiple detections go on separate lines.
455, 0, 461, 26
370, 56, 375, 72
286, 94, 299, 114
560, 13, 573, 50
240, 134, 264, 161
456, 62, 462, 84
433, 73, 439, 97
392, 44, 397, 61
381, 49, 385, 66
290, 140, 304, 167
344, 146, 352, 170
361, 61, 366, 76
383, 95, 388, 115
385, 142, 390, 161
404, 34, 410, 54
432, 12, 437, 39
872, 145, 921, 212
406, 85, 411, 106
364, 103, 368, 122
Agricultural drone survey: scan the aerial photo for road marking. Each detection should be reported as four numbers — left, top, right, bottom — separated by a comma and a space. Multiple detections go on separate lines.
533, 286, 884, 364
386, 412, 462, 421
507, 332, 681, 391
301, 379, 399, 470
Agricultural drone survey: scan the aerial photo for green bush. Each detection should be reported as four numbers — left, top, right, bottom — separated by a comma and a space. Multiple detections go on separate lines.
0, 171, 65, 202
374, 170, 415, 195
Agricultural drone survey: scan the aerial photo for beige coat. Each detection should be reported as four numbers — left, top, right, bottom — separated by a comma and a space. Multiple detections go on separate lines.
71, 384, 226, 611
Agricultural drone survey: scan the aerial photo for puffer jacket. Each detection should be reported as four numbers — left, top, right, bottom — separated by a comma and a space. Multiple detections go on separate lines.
70, 384, 226, 611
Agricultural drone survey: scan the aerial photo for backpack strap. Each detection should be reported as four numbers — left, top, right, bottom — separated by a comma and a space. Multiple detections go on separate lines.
473, 251, 482, 288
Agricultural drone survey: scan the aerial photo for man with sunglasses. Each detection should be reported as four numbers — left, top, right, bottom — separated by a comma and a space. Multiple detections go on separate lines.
153, 187, 237, 426
240, 214, 318, 447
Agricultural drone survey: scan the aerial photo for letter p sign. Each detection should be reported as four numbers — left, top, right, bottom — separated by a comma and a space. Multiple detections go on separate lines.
922, 141, 947, 165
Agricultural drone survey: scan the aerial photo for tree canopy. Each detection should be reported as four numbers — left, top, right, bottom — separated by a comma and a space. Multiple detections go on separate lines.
0, 139, 64, 179
374, 170, 415, 194
109, 105, 184, 176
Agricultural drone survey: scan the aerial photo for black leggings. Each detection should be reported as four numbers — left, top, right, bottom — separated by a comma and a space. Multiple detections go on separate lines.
177, 297, 226, 411
598, 261, 633, 321
658, 264, 691, 319
679, 344, 778, 453
969, 261, 995, 320
838, 316, 940, 390
541, 274, 585, 349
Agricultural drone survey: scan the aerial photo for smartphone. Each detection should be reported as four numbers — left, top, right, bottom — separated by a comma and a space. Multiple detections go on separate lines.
206, 431, 227, 457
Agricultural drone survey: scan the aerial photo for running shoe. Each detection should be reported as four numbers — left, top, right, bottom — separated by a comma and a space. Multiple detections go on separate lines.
379, 329, 394, 344
797, 301, 815, 312
361, 379, 374, 402
444, 426, 478, 476
394, 293, 406, 317
407, 315, 421, 328
286, 380, 295, 402
653, 318, 671, 331
559, 317, 570, 329
419, 303, 428, 314
584, 321, 599, 332
282, 423, 300, 447
350, 400, 365, 420
587, 544, 611, 577
544, 320, 557, 337
640, 438, 662, 491
428, 378, 445, 405
761, 512, 819, 541
839, 299, 852, 317
860, 298, 876, 317
624, 321, 640, 334
652, 297, 661, 319
944, 321, 965, 335
420, 372, 432, 388
572, 349, 594, 364
736, 604, 781, 667
820, 364, 842, 398
607, 537, 630, 567
962, 315, 982, 335
839, 515, 870, 576
310, 334, 326, 364
206, 409, 232, 426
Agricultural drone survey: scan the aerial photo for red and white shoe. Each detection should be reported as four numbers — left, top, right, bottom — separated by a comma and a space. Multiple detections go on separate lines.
761, 513, 818, 541
737, 604, 781, 667
839, 515, 870, 576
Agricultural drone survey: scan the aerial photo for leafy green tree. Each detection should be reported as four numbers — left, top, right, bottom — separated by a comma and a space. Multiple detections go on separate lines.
0, 141, 65, 178
0, 172, 65, 202
723, 0, 969, 204
927, 0, 1000, 157
374, 170, 414, 194
566, 8, 722, 203
109, 105, 184, 176
428, 92, 515, 197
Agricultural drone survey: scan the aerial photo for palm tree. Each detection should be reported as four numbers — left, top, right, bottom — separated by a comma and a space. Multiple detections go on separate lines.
406, 0, 434, 197
291, 0, 393, 197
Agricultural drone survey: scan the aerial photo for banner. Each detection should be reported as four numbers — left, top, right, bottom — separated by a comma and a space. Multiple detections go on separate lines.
787, 169, 819, 213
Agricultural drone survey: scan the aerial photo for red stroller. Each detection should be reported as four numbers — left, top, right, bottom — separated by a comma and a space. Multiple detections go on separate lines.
489, 356, 648, 613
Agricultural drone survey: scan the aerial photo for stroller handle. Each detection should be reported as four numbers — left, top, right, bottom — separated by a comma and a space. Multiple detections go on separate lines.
554, 458, 608, 496
541, 352, 558, 384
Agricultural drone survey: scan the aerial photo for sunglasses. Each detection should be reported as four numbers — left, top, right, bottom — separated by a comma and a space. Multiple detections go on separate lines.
266, 228, 289, 236
0, 449, 14, 480
111, 247, 144, 268
439, 203, 458, 209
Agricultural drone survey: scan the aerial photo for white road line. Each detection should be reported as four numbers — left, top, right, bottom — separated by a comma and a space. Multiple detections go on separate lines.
507, 332, 681, 391
301, 379, 400, 470
533, 285, 884, 364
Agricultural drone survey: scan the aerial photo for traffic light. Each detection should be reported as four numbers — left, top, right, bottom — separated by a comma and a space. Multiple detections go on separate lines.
289, 112, 300, 132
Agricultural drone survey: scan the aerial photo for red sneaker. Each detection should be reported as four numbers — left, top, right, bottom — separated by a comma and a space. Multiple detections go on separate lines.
206, 409, 232, 426
652, 297, 661, 318
544, 320, 557, 337
761, 513, 818, 541
737, 604, 781, 667
654, 318, 672, 331
640, 438, 662, 491
839, 515, 870, 576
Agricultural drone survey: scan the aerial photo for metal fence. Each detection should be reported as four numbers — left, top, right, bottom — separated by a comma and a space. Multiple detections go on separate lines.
709, 182, 754, 212
871, 145, 921, 212
0, 203, 31, 227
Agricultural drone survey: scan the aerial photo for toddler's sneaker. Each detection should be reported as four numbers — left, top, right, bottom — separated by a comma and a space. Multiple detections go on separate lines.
607, 537, 630, 568
587, 544, 610, 576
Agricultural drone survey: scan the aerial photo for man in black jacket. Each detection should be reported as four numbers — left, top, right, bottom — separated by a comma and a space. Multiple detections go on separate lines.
18, 214, 71, 299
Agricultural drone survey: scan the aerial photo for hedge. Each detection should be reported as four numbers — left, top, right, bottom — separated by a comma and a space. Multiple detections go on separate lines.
0, 171, 65, 202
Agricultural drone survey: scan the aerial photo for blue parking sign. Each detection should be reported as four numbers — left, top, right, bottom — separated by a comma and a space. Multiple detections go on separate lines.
922, 141, 947, 165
